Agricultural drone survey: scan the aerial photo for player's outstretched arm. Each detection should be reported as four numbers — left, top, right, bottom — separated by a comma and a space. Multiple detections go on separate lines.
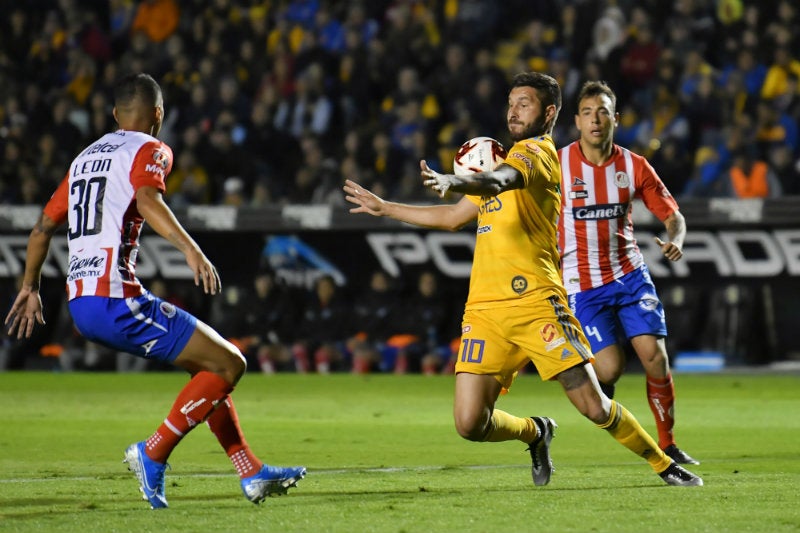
343, 179, 478, 231
5, 212, 61, 338
135, 186, 221, 295
421, 160, 524, 198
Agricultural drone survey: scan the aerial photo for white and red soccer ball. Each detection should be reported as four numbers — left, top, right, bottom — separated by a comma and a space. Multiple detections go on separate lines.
452, 136, 507, 175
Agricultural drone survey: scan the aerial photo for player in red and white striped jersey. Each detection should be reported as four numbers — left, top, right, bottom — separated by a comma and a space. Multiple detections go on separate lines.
558, 80, 698, 465
5, 73, 304, 507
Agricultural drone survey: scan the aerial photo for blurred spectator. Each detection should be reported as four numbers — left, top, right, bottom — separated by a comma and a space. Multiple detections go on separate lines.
0, 138, 26, 204
368, 130, 407, 194
131, 0, 179, 43
165, 149, 211, 208
236, 268, 300, 374
619, 22, 662, 110
273, 62, 334, 140
754, 99, 798, 155
587, 5, 625, 90
221, 176, 245, 207
768, 143, 800, 195
720, 47, 767, 100
291, 274, 353, 373
650, 138, 694, 196
683, 73, 725, 151
723, 148, 783, 198
385, 270, 452, 375
635, 92, 690, 159
350, 269, 398, 373
760, 46, 800, 102
519, 19, 555, 75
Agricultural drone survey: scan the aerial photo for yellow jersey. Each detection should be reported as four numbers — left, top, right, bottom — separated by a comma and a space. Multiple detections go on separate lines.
464, 134, 564, 309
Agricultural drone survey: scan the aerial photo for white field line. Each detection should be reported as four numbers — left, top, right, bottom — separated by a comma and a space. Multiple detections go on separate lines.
0, 463, 527, 484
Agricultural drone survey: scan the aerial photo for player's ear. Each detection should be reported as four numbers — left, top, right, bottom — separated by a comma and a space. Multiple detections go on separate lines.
112, 106, 119, 125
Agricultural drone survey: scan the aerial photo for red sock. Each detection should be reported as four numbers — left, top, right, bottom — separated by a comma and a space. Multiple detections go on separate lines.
646, 373, 676, 449
206, 396, 263, 479
145, 371, 233, 463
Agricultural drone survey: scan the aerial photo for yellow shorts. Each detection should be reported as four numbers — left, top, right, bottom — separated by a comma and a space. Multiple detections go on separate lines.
454, 294, 593, 389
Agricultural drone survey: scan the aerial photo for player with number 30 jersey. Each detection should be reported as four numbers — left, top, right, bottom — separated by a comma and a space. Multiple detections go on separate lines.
44, 131, 172, 300
6, 73, 305, 508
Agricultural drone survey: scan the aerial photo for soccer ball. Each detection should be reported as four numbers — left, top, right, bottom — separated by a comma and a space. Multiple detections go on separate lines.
452, 136, 507, 176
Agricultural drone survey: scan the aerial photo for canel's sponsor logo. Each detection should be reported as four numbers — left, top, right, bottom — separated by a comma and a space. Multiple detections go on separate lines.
573, 203, 627, 220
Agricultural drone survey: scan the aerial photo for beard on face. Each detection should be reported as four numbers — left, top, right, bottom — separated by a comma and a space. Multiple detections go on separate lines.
509, 115, 547, 142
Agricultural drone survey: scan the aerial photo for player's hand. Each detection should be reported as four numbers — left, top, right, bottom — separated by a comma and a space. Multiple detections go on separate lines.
421, 160, 455, 198
186, 249, 222, 295
4, 287, 45, 339
343, 179, 385, 216
655, 237, 683, 261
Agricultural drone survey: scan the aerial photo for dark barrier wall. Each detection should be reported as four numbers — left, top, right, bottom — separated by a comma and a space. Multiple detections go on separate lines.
2, 198, 799, 365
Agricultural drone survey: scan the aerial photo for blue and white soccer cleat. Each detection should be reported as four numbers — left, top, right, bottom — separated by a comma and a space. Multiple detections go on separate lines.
123, 441, 169, 509
241, 464, 307, 504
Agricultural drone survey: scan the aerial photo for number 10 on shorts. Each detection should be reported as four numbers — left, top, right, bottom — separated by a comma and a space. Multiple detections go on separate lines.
459, 338, 485, 363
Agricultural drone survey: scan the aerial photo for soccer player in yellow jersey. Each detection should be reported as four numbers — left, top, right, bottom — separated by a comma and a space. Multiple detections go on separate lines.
343, 72, 702, 487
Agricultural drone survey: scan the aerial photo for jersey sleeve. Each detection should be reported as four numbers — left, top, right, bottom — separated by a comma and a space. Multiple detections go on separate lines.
42, 172, 70, 226
635, 156, 679, 221
502, 137, 556, 187
129, 141, 172, 193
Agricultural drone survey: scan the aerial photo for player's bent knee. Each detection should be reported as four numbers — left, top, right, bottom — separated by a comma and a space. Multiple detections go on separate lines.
453, 414, 489, 441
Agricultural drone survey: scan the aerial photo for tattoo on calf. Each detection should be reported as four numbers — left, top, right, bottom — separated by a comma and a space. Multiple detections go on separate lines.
557, 364, 590, 391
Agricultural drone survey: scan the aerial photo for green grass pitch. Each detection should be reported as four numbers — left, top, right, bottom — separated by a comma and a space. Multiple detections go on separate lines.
0, 371, 798, 533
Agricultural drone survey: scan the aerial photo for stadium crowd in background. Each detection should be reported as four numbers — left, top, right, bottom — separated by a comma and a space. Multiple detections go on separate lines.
1, 0, 798, 373
1, 0, 799, 209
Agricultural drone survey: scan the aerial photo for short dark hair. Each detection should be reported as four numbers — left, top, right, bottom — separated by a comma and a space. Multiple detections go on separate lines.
576, 81, 617, 112
511, 72, 562, 113
114, 73, 161, 108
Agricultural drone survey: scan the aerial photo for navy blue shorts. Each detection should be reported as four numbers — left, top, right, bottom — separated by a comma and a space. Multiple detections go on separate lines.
567, 264, 667, 353
68, 293, 197, 363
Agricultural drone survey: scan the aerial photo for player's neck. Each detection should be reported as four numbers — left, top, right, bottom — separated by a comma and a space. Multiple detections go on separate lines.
578, 139, 613, 166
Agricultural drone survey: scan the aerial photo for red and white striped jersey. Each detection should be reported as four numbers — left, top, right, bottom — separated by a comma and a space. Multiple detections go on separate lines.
557, 141, 678, 294
43, 130, 172, 300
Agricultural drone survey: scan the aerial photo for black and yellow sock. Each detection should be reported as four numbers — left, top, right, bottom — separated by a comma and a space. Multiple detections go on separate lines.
596, 400, 672, 473
484, 409, 538, 443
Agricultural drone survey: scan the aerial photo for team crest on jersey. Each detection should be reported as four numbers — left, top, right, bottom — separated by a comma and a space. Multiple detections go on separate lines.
152, 149, 170, 169
511, 275, 528, 294
159, 301, 177, 318
638, 294, 659, 312
614, 171, 630, 188
523, 142, 541, 154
